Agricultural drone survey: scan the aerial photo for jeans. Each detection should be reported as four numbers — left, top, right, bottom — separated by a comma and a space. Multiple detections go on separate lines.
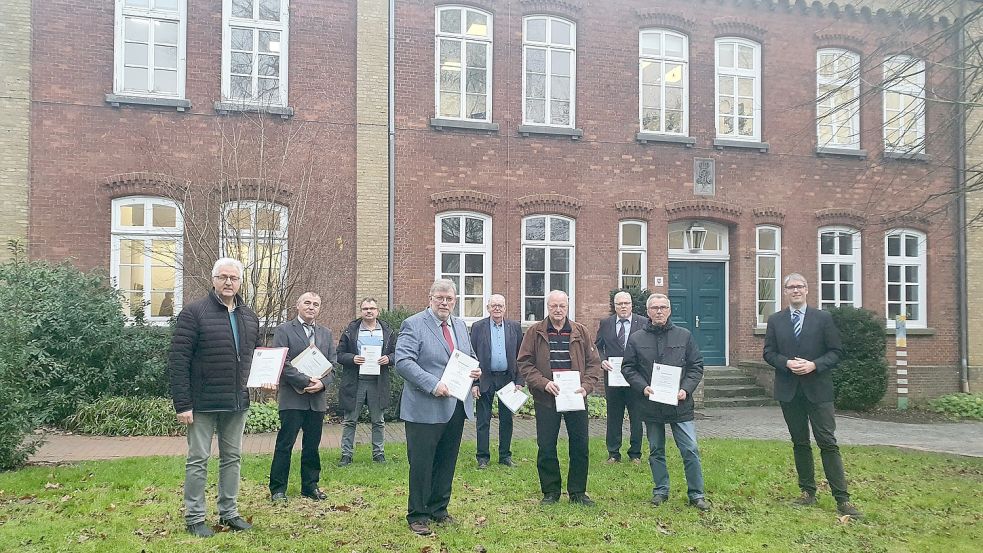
646, 420, 705, 500
475, 371, 514, 463
781, 389, 850, 502
183, 410, 248, 524
341, 379, 385, 458
269, 409, 325, 496
534, 403, 590, 495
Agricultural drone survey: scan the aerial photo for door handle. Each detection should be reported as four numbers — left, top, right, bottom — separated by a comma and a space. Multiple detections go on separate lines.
695, 315, 700, 328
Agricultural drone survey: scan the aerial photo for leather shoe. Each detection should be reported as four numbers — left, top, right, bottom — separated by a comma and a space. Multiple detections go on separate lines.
373, 454, 386, 463
218, 516, 252, 531
651, 494, 669, 506
689, 497, 711, 511
540, 492, 561, 505
606, 456, 620, 464
432, 514, 456, 524
301, 488, 327, 501
570, 493, 596, 507
499, 458, 516, 467
186, 522, 214, 538
630, 457, 642, 465
271, 492, 288, 504
338, 455, 352, 467
837, 501, 862, 517
792, 491, 817, 506
477, 459, 489, 469
409, 521, 433, 536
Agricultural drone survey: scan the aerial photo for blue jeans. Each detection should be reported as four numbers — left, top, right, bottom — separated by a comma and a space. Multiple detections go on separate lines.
646, 420, 705, 500
183, 410, 248, 524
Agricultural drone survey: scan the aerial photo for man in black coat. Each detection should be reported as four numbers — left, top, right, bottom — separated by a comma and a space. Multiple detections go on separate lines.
763, 273, 861, 517
268, 292, 336, 503
621, 293, 709, 511
336, 297, 397, 465
595, 291, 648, 464
469, 294, 524, 468
168, 258, 260, 538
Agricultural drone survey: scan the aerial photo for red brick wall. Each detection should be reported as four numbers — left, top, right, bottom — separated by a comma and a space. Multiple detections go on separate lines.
392, 0, 961, 377
29, 0, 360, 333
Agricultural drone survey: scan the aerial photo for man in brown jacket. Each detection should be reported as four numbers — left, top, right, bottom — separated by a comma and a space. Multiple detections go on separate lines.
517, 290, 603, 506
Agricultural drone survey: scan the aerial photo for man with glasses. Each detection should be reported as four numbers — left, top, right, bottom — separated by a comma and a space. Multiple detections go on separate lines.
595, 291, 649, 464
764, 273, 861, 517
395, 279, 482, 536
469, 294, 524, 468
621, 294, 709, 511
169, 258, 260, 537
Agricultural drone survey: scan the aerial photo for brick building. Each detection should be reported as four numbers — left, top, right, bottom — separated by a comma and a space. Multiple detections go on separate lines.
391, 0, 963, 398
0, 0, 31, 261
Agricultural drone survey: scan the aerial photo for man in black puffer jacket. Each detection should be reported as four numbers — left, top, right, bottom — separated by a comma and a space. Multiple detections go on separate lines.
622, 293, 709, 512
169, 258, 261, 538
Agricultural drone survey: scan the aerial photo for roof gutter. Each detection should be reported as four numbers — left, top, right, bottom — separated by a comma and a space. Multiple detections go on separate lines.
957, 0, 971, 392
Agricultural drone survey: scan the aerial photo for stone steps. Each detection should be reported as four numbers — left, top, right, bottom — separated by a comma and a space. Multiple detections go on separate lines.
700, 366, 776, 407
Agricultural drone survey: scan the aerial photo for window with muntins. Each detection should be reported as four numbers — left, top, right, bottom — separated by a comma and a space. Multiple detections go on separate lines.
522, 215, 575, 320
885, 229, 926, 327
222, 0, 289, 106
221, 201, 288, 316
883, 56, 926, 154
818, 227, 862, 309
639, 29, 688, 135
756, 226, 781, 325
435, 6, 492, 121
817, 49, 861, 149
619, 220, 647, 289
114, 0, 186, 97
435, 212, 492, 321
715, 37, 761, 141
523, 16, 576, 127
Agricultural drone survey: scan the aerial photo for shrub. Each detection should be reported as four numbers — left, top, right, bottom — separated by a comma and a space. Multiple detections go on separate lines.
608, 288, 651, 318
245, 400, 281, 434
63, 396, 183, 436
0, 356, 44, 470
378, 306, 416, 421
827, 306, 888, 410
928, 394, 983, 421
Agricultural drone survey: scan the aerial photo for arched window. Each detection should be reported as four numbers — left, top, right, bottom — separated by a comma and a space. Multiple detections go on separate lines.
522, 215, 575, 320
435, 212, 492, 321
715, 37, 761, 141
756, 225, 781, 325
435, 5, 493, 121
817, 48, 861, 149
885, 229, 927, 327
619, 220, 647, 289
221, 200, 288, 315
817, 226, 862, 309
639, 29, 688, 135
523, 15, 576, 127
883, 55, 926, 155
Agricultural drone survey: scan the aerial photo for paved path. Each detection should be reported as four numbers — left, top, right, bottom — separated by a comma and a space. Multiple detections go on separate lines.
28, 406, 983, 463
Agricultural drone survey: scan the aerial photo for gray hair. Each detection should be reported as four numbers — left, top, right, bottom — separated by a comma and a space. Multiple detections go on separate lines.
430, 278, 457, 296
646, 293, 671, 308
212, 257, 244, 278
613, 291, 633, 303
546, 290, 568, 303
783, 273, 808, 287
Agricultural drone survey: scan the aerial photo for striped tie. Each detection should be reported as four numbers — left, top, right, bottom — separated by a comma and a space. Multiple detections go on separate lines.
792, 310, 802, 339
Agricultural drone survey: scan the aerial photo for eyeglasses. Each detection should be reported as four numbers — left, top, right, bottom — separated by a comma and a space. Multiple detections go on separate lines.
785, 285, 807, 291
213, 275, 240, 283
649, 306, 670, 311
488, 304, 505, 309
432, 295, 455, 304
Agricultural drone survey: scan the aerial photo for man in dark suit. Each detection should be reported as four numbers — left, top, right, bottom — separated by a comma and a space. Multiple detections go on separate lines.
763, 273, 861, 517
469, 294, 524, 469
395, 279, 481, 536
268, 292, 336, 504
595, 291, 648, 464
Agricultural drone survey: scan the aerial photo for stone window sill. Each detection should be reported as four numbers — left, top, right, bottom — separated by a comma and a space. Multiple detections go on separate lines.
636, 132, 696, 147
430, 118, 500, 132
214, 101, 294, 118
518, 124, 584, 140
884, 150, 929, 162
885, 326, 934, 336
713, 138, 769, 152
816, 146, 868, 159
105, 93, 191, 112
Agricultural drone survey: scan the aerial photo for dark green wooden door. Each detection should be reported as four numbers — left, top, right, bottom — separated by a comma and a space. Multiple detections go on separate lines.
668, 261, 726, 365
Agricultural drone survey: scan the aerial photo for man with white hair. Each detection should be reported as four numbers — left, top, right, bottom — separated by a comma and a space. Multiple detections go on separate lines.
168, 258, 261, 537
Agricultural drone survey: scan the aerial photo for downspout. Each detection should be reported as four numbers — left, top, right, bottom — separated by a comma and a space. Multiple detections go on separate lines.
957, 0, 971, 392
387, 0, 396, 310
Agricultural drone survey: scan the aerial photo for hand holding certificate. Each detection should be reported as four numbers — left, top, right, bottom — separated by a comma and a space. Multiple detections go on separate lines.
495, 382, 528, 414
291, 345, 334, 380
439, 349, 480, 402
554, 371, 586, 412
359, 345, 383, 376
606, 356, 629, 387
247, 347, 288, 387
647, 363, 683, 406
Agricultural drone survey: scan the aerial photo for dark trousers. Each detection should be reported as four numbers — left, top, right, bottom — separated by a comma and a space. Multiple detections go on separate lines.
605, 386, 643, 460
780, 388, 850, 502
534, 402, 590, 495
476, 371, 515, 463
269, 409, 325, 495
404, 402, 466, 524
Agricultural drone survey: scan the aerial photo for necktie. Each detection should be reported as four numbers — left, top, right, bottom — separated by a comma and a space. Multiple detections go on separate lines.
441, 320, 455, 352
303, 322, 316, 346
617, 319, 627, 348
792, 310, 802, 339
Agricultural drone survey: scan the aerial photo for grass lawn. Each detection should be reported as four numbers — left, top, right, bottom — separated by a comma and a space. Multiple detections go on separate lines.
1, 438, 981, 552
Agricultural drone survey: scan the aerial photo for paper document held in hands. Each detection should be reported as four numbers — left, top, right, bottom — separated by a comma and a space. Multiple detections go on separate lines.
246, 347, 288, 387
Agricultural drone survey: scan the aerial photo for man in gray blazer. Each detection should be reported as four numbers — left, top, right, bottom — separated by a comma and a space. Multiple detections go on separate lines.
268, 292, 336, 503
395, 279, 482, 536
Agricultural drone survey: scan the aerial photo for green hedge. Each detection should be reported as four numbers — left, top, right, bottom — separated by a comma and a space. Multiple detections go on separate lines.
827, 306, 888, 411
929, 393, 983, 421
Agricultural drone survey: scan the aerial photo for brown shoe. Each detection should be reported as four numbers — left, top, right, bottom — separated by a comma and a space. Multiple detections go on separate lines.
606, 457, 620, 464
792, 491, 817, 506
409, 521, 432, 536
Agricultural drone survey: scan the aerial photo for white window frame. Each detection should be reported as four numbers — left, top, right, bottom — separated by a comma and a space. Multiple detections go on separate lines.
755, 225, 781, 326
110, 196, 184, 324
817, 226, 862, 309
220, 200, 289, 314
221, 0, 290, 107
885, 229, 927, 328
638, 29, 689, 135
521, 215, 576, 321
816, 48, 861, 150
434, 212, 493, 322
434, 5, 493, 122
618, 220, 647, 290
522, 15, 577, 128
113, 0, 188, 98
714, 37, 761, 141
883, 55, 926, 154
